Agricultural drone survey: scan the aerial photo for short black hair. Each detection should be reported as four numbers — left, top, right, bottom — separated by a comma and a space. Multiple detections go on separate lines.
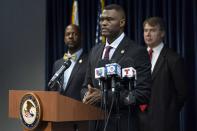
104, 4, 125, 19
65, 24, 80, 34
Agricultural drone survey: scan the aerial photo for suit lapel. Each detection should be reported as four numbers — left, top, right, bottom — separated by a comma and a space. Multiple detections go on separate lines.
111, 37, 130, 62
64, 53, 85, 92
152, 46, 168, 80
95, 44, 105, 65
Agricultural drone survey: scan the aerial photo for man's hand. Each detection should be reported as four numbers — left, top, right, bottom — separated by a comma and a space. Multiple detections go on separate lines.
82, 84, 101, 105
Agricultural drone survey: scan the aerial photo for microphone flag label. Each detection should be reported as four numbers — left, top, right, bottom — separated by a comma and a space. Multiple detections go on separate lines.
122, 67, 136, 78
95, 67, 106, 79
106, 63, 121, 77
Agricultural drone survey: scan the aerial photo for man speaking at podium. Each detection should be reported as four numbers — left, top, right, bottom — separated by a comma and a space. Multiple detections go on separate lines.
82, 4, 151, 131
50, 24, 88, 101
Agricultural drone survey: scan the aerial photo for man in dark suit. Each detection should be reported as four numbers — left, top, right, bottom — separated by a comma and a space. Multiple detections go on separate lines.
82, 4, 151, 131
142, 17, 188, 131
51, 24, 88, 101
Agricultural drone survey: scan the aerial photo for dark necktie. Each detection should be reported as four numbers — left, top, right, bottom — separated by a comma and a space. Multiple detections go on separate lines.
148, 48, 153, 61
103, 46, 112, 60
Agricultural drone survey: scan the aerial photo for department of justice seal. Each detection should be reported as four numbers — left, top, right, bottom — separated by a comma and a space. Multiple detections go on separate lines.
19, 93, 42, 130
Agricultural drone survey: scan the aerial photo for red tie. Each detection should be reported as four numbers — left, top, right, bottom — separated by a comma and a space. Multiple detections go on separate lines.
103, 46, 112, 60
148, 48, 153, 61
139, 104, 148, 112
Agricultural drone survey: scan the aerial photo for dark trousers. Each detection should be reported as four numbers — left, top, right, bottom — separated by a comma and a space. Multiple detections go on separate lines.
89, 111, 139, 131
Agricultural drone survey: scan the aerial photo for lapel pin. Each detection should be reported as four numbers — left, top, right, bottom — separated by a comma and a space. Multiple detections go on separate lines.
121, 50, 125, 54
79, 59, 82, 63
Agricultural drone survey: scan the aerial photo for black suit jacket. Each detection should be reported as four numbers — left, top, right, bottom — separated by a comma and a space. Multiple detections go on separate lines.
52, 52, 88, 101
144, 46, 188, 131
84, 36, 152, 131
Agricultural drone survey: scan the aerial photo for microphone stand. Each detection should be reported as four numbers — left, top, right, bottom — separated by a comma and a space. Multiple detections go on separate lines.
127, 77, 135, 131
99, 79, 108, 131
103, 80, 108, 125
111, 76, 120, 131
128, 79, 132, 131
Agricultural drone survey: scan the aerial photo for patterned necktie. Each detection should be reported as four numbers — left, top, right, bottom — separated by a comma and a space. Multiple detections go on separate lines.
103, 46, 112, 60
148, 48, 153, 61
63, 53, 77, 61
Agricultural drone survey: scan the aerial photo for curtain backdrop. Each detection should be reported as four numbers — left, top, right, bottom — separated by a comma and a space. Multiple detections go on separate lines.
46, 0, 197, 130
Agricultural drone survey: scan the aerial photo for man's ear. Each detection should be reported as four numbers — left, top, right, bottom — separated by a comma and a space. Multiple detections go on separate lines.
120, 19, 125, 28
161, 31, 165, 38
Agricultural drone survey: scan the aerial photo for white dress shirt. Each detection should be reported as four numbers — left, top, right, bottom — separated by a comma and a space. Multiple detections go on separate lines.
102, 33, 125, 60
147, 42, 164, 72
63, 49, 83, 90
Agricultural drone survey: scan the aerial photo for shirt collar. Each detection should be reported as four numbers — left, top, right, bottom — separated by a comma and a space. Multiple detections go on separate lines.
68, 48, 83, 61
147, 42, 164, 52
105, 33, 125, 49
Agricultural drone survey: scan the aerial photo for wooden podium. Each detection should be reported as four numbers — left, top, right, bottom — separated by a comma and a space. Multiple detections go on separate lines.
9, 90, 104, 131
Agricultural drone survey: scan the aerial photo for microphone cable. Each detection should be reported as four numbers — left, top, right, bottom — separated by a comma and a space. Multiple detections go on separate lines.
103, 95, 115, 131
95, 81, 105, 131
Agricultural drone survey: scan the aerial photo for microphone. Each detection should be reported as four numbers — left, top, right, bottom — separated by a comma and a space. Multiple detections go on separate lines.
95, 59, 110, 116
120, 58, 137, 105
122, 67, 136, 80
105, 63, 121, 92
122, 67, 136, 93
48, 59, 72, 88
